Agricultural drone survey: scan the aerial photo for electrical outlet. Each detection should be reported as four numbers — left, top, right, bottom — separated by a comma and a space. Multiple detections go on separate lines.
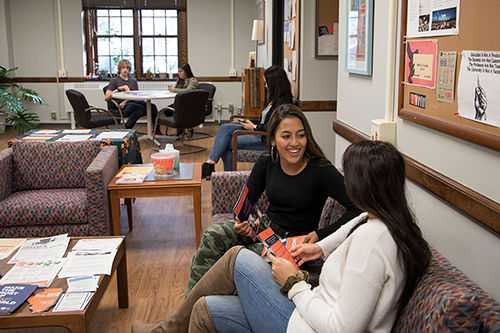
229, 69, 237, 77
228, 104, 234, 114
217, 103, 222, 112
237, 107, 242, 115
51, 111, 57, 121
58, 70, 67, 78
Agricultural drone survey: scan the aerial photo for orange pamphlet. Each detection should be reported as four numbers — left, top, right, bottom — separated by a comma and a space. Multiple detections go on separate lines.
258, 227, 300, 271
27, 288, 64, 313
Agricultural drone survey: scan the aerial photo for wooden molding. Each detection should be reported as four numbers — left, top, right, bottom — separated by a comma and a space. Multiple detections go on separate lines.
7, 77, 241, 83
333, 119, 500, 237
399, 109, 500, 153
296, 100, 337, 112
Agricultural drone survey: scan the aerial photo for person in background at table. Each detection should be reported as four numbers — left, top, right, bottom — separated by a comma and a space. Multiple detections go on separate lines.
201, 65, 293, 179
105, 59, 162, 135
131, 140, 431, 333
166, 62, 200, 136
185, 104, 362, 296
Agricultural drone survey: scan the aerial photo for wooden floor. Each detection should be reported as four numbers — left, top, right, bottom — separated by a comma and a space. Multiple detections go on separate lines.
0, 124, 254, 333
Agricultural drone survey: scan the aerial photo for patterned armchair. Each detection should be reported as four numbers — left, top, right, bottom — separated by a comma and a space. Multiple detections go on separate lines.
210, 171, 346, 287
0, 140, 118, 237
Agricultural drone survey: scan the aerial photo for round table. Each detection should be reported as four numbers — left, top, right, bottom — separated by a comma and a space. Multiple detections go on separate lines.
112, 90, 176, 143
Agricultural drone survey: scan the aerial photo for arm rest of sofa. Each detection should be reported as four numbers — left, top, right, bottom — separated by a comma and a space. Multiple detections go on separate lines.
0, 148, 13, 201
85, 145, 118, 236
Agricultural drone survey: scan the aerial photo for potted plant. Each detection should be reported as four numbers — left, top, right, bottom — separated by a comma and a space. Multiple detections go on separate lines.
95, 63, 108, 80
0, 66, 46, 134
167, 62, 177, 80
145, 67, 153, 79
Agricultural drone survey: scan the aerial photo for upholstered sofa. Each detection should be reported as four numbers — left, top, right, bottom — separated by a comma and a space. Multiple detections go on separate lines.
0, 140, 118, 237
211, 171, 500, 332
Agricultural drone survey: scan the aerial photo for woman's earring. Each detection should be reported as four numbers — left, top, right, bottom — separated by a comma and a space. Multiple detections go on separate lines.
271, 145, 278, 163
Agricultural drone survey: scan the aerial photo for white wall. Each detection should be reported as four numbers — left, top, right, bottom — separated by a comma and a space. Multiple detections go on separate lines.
336, 0, 500, 301
1, 0, 254, 123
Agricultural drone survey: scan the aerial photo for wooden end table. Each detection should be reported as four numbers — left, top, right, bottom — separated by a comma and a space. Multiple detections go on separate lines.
108, 163, 202, 246
0, 236, 128, 333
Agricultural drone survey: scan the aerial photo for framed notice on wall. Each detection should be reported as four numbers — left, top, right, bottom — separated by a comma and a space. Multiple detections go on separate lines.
316, 0, 339, 58
345, 0, 374, 75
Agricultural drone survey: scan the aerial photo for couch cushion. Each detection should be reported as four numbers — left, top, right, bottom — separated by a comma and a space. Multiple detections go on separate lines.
12, 140, 101, 191
0, 188, 87, 226
394, 247, 482, 332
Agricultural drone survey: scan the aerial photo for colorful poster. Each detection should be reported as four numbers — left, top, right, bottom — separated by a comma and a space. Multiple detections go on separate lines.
437, 51, 457, 103
407, 0, 460, 38
457, 51, 500, 127
405, 40, 438, 88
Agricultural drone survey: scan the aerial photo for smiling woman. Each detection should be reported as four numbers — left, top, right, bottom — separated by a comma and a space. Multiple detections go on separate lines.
180, 103, 363, 297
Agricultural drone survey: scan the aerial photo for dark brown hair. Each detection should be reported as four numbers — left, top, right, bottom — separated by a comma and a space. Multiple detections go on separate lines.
266, 104, 327, 161
175, 62, 195, 88
342, 140, 431, 330
263, 65, 292, 104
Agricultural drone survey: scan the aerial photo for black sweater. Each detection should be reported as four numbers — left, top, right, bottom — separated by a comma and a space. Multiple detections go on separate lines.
246, 155, 362, 239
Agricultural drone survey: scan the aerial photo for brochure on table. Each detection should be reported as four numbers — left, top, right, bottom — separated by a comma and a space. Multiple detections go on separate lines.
9, 234, 70, 264
0, 259, 67, 287
0, 284, 38, 315
58, 250, 116, 278
0, 239, 26, 260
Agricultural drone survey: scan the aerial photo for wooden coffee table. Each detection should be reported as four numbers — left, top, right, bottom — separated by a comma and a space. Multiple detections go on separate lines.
0, 236, 128, 333
108, 163, 202, 246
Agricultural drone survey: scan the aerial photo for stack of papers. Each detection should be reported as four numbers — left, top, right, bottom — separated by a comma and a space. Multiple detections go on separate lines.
58, 250, 116, 278
0, 239, 26, 260
9, 234, 70, 264
66, 276, 100, 293
0, 259, 67, 287
95, 132, 128, 140
56, 135, 93, 142
62, 129, 91, 134
72, 238, 123, 251
52, 292, 93, 312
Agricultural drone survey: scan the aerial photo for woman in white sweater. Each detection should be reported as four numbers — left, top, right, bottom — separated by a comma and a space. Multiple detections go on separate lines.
132, 141, 431, 333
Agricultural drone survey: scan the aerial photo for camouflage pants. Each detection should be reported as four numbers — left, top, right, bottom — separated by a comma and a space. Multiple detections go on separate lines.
185, 215, 289, 297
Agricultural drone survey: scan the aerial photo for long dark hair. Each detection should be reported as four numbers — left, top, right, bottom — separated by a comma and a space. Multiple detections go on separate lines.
263, 65, 292, 104
266, 104, 327, 161
342, 141, 431, 330
176, 62, 195, 88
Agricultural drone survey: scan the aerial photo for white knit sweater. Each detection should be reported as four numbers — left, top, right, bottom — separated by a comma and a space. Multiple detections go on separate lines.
287, 213, 404, 333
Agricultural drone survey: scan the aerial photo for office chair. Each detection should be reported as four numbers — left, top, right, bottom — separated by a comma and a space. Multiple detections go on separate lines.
153, 89, 209, 154
65, 89, 121, 129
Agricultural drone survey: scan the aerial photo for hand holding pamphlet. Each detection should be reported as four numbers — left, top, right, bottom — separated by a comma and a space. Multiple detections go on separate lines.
258, 227, 301, 271
233, 185, 262, 240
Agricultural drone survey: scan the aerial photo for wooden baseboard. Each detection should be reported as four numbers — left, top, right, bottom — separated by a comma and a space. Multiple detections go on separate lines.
333, 119, 500, 237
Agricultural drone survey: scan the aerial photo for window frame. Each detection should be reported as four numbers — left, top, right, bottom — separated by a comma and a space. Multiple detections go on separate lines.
83, 8, 187, 78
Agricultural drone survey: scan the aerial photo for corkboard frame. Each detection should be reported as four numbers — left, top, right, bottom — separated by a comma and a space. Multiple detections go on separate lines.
284, 0, 300, 98
398, 0, 500, 153
315, 0, 339, 58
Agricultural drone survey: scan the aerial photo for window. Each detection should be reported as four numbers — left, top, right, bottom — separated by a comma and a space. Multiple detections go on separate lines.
83, 4, 186, 78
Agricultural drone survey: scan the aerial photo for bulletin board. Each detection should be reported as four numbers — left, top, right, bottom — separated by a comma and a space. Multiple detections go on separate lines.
398, 0, 500, 152
316, 0, 339, 58
284, 0, 300, 98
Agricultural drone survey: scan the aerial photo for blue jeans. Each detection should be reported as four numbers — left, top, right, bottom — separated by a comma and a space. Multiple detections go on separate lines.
206, 249, 295, 333
208, 123, 266, 171
123, 100, 158, 129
